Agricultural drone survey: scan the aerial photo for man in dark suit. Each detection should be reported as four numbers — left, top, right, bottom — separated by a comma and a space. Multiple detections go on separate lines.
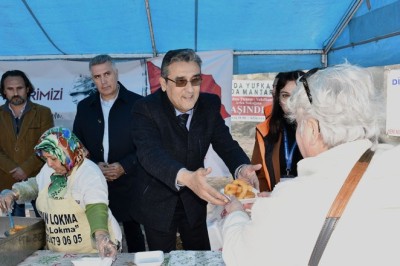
73, 54, 145, 252
131, 48, 261, 252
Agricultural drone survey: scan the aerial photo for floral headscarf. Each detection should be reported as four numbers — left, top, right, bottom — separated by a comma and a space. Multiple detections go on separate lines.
34, 127, 89, 199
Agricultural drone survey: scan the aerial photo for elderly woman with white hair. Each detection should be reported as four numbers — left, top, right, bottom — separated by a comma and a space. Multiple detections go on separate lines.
221, 63, 400, 266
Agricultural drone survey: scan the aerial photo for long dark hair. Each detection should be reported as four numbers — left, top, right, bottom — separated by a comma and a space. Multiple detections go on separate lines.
266, 70, 305, 143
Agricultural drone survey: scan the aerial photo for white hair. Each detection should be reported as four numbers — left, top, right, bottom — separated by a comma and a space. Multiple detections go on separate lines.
286, 63, 385, 148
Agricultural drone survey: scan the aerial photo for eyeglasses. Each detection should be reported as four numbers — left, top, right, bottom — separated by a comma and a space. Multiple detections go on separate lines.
299, 68, 320, 104
165, 76, 202, 87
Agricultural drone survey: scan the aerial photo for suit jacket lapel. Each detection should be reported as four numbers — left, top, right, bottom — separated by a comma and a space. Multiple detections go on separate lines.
17, 103, 37, 140
160, 90, 184, 132
0, 108, 17, 141
90, 94, 105, 144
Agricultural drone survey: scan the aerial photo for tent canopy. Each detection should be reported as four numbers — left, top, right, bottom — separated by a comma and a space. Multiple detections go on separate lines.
0, 0, 399, 74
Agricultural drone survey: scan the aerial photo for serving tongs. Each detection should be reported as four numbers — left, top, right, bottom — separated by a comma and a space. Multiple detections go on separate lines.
4, 211, 15, 237
8, 211, 15, 229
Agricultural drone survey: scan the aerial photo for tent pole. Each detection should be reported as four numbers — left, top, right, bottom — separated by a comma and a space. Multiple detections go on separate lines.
321, 54, 328, 68
144, 0, 158, 57
323, 0, 363, 54
0, 54, 154, 61
234, 50, 323, 55
194, 0, 199, 51
330, 31, 400, 51
21, 0, 66, 55
0, 50, 323, 61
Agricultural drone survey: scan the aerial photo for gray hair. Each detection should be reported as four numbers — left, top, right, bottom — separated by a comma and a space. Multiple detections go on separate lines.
286, 63, 385, 148
89, 54, 116, 70
160, 49, 202, 78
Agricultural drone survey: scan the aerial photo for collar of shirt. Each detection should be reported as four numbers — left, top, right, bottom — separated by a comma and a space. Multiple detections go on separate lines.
100, 85, 119, 108
100, 95, 118, 108
175, 109, 193, 116
8, 101, 28, 119
175, 109, 193, 130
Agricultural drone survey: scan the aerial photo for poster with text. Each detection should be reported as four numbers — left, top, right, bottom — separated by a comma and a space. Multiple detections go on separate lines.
232, 80, 273, 122
0, 60, 146, 130
0, 50, 234, 177
386, 68, 400, 136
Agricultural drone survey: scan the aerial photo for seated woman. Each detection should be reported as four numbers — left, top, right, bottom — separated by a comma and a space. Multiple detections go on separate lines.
0, 127, 122, 260
251, 71, 304, 191
222, 64, 400, 265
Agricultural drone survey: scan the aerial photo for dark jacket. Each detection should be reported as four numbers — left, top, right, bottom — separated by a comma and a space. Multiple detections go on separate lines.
131, 89, 250, 232
73, 82, 142, 222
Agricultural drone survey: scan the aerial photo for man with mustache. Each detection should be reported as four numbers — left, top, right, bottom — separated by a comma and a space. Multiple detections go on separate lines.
131, 49, 260, 252
0, 70, 54, 217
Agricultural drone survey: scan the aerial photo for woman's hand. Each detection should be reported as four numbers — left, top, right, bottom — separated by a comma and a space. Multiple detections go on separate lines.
222, 196, 244, 218
258, 191, 271, 197
0, 189, 17, 213
237, 164, 262, 191
222, 191, 268, 217
94, 231, 118, 261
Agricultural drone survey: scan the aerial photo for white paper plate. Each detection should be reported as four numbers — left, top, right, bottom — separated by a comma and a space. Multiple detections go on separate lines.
238, 197, 257, 204
71, 257, 113, 266
134, 250, 164, 266
220, 188, 258, 204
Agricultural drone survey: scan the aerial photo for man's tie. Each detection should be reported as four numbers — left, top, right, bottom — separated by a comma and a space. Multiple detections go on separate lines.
177, 113, 189, 131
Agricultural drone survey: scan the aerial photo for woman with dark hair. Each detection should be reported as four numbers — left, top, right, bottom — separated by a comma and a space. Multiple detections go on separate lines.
251, 70, 304, 191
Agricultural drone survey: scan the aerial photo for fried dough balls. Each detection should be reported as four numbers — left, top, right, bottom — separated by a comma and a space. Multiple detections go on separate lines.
224, 179, 255, 199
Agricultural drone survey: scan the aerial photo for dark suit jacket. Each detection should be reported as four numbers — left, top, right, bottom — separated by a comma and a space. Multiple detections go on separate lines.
73, 82, 142, 222
131, 89, 250, 232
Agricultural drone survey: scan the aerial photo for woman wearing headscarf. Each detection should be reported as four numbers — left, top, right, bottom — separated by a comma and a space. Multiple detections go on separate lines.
222, 64, 400, 265
0, 127, 121, 260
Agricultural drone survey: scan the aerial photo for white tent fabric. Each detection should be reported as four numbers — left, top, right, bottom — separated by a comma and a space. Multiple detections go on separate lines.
0, 0, 399, 73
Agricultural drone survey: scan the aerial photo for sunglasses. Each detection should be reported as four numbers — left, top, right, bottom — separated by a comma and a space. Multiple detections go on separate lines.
165, 75, 202, 87
299, 68, 320, 104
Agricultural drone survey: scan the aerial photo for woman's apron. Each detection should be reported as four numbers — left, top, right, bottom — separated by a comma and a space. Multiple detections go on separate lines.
36, 168, 116, 253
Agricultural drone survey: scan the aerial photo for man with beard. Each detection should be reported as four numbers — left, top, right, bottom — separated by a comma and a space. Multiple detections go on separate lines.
0, 70, 54, 216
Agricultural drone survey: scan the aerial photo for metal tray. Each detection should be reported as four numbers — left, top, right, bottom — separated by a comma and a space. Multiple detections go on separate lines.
0, 216, 45, 266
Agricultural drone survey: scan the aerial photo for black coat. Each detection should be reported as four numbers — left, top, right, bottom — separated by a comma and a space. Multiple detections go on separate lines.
131, 89, 250, 232
73, 82, 142, 222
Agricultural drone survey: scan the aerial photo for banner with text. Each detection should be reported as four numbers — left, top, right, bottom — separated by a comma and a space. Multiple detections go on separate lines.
232, 79, 273, 122
0, 50, 234, 177
0, 60, 146, 130
386, 68, 400, 136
